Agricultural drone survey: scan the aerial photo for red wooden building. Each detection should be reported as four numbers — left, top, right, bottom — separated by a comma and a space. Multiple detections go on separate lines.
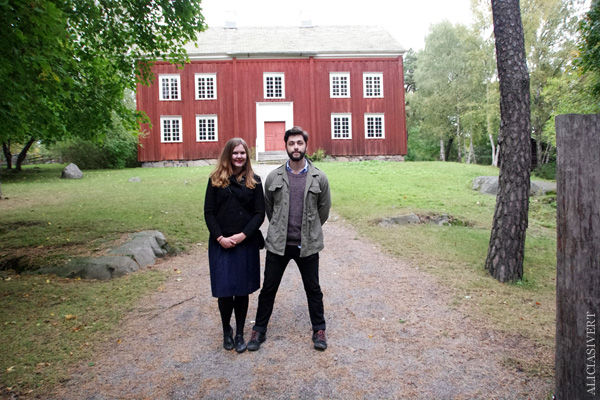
136, 25, 407, 164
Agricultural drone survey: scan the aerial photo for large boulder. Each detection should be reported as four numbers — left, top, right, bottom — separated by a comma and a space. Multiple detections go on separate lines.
473, 176, 556, 196
110, 230, 169, 266
34, 230, 170, 280
36, 256, 139, 280
61, 163, 83, 179
379, 214, 421, 227
472, 176, 499, 195
530, 180, 557, 195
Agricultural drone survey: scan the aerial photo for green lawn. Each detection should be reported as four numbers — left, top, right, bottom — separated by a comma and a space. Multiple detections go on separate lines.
0, 161, 558, 394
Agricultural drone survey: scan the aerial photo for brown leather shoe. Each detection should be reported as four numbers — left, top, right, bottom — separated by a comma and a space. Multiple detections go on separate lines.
312, 330, 327, 350
247, 330, 266, 351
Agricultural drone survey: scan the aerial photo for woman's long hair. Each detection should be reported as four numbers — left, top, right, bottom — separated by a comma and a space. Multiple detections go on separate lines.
209, 138, 257, 189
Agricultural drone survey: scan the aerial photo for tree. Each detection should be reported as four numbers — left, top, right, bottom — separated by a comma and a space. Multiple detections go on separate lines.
413, 22, 488, 162
521, 0, 586, 171
0, 0, 206, 172
485, 0, 532, 282
578, 0, 600, 96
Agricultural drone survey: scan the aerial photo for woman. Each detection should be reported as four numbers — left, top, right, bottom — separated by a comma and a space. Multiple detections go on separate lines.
204, 138, 265, 353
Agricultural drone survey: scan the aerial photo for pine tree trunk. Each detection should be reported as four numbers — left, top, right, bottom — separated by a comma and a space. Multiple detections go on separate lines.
15, 137, 36, 171
2, 141, 12, 169
485, 0, 532, 283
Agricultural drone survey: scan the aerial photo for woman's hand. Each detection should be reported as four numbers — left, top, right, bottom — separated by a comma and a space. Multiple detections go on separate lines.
229, 233, 246, 244
218, 236, 237, 249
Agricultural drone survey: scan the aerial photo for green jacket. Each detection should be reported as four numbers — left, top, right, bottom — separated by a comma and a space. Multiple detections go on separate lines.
264, 159, 331, 257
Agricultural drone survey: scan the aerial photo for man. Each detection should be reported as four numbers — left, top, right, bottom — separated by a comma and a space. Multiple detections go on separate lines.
248, 126, 331, 351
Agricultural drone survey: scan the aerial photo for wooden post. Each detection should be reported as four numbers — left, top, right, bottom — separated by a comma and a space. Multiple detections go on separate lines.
556, 114, 600, 398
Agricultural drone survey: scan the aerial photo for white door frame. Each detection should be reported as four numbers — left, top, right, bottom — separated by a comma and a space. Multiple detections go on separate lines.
256, 102, 294, 158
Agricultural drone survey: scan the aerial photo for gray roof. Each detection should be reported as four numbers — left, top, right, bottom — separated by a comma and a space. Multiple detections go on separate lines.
183, 25, 405, 59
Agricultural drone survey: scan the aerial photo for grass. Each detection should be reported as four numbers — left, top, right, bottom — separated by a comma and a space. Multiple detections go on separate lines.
1, 164, 213, 269
318, 161, 557, 375
0, 161, 558, 394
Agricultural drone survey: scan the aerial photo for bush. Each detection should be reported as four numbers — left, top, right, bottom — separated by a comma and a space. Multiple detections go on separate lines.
532, 162, 556, 180
48, 114, 138, 169
308, 148, 326, 162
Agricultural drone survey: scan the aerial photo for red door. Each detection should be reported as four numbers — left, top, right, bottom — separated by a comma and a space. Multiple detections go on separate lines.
265, 122, 286, 151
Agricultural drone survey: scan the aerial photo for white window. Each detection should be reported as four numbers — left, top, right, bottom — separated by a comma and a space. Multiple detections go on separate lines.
264, 73, 285, 99
363, 72, 383, 98
160, 116, 183, 142
196, 115, 218, 142
330, 72, 350, 98
159, 74, 181, 101
365, 114, 385, 139
195, 73, 217, 100
331, 114, 352, 139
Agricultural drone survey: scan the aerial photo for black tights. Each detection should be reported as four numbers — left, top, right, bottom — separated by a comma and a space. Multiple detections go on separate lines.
217, 296, 249, 336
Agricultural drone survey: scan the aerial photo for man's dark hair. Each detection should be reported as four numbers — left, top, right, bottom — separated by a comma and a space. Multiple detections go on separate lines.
284, 126, 309, 143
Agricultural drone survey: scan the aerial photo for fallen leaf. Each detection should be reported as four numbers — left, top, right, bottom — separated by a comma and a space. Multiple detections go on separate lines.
65, 314, 76, 320
6, 366, 15, 372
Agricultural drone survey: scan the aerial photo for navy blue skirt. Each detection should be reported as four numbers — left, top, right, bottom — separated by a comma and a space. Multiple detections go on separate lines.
208, 235, 261, 298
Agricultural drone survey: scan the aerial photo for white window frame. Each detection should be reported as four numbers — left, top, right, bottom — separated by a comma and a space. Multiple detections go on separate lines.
331, 113, 352, 140
263, 73, 285, 99
196, 115, 218, 142
159, 74, 181, 101
195, 73, 217, 100
365, 114, 385, 139
330, 72, 350, 98
363, 72, 384, 98
160, 116, 183, 143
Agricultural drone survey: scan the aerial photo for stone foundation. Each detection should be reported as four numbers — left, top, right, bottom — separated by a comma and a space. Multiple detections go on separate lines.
141, 155, 404, 167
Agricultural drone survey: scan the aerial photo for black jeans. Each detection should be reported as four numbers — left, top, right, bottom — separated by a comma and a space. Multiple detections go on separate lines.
253, 246, 326, 333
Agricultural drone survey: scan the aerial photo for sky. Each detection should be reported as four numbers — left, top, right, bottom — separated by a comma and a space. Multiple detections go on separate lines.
199, 0, 475, 51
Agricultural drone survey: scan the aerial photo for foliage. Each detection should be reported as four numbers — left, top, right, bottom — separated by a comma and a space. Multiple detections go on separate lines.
0, 0, 206, 153
579, 0, 600, 96
540, 71, 600, 149
408, 0, 591, 168
412, 21, 493, 162
405, 126, 439, 161
47, 114, 139, 170
403, 48, 417, 93
308, 148, 327, 162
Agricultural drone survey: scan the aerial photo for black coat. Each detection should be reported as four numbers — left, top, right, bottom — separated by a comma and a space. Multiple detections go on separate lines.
204, 175, 265, 239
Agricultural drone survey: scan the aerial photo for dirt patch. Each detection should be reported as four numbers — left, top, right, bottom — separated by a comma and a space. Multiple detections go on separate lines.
46, 217, 553, 399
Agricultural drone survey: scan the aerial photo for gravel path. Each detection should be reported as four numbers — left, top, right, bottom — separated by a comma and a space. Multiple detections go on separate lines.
49, 205, 553, 399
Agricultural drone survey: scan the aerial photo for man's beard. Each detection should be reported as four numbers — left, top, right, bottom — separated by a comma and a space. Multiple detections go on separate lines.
287, 149, 306, 162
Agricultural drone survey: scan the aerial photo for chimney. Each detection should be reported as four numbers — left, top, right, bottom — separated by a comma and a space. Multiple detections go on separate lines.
225, 11, 237, 29
300, 10, 313, 28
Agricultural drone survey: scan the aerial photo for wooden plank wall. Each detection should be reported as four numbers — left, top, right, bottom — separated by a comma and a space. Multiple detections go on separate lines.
137, 57, 407, 162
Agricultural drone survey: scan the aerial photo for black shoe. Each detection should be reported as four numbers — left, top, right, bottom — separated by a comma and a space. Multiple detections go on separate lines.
235, 334, 247, 353
312, 330, 327, 350
223, 326, 234, 351
247, 330, 266, 351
